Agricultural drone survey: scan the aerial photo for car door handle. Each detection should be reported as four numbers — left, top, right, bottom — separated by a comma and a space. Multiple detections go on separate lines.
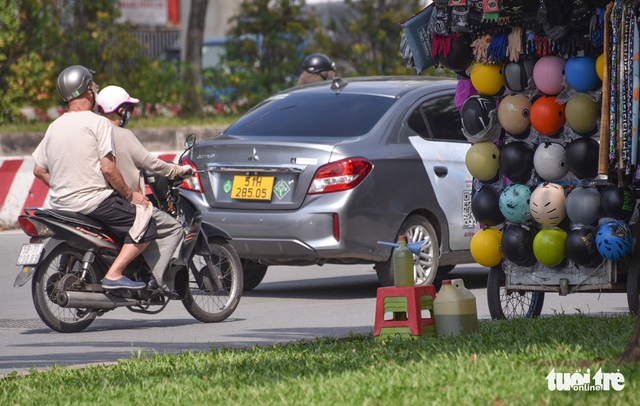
433, 166, 448, 177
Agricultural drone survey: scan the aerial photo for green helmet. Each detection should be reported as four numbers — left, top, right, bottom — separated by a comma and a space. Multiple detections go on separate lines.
565, 93, 599, 135
533, 228, 567, 266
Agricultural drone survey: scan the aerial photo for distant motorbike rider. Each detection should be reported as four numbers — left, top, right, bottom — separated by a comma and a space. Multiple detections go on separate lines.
297, 53, 336, 85
96, 85, 194, 298
32, 65, 151, 290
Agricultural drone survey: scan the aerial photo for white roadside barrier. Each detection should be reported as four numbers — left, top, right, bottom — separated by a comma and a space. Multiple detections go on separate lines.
0, 153, 177, 227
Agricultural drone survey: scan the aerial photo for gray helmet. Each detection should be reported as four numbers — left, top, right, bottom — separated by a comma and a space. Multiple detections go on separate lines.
56, 65, 95, 102
301, 53, 335, 74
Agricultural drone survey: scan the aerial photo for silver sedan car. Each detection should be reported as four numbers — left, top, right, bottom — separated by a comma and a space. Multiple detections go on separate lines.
182, 76, 479, 289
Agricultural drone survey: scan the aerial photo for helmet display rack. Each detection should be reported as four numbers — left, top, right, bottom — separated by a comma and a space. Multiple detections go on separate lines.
400, 0, 640, 316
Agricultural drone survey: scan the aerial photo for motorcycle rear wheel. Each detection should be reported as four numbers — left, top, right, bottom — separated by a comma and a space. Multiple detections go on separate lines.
182, 239, 243, 322
32, 244, 98, 333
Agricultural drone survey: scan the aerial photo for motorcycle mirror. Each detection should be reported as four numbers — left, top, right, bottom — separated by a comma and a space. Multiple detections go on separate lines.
179, 133, 197, 164
184, 133, 196, 150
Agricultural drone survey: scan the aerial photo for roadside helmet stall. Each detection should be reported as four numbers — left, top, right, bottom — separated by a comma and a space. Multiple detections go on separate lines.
399, 1, 639, 284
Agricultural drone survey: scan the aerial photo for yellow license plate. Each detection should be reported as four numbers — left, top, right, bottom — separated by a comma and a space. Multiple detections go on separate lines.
231, 175, 274, 200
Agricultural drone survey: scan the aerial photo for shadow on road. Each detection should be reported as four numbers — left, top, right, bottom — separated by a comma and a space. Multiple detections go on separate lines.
245, 265, 490, 300
438, 266, 489, 290
244, 273, 380, 300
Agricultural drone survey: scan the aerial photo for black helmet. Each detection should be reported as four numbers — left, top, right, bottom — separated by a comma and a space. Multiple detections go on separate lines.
461, 95, 500, 142
565, 137, 599, 179
503, 58, 535, 92
56, 65, 95, 102
501, 224, 536, 266
437, 34, 474, 73
600, 184, 636, 221
499, 141, 534, 183
566, 227, 601, 266
471, 185, 505, 227
301, 53, 335, 74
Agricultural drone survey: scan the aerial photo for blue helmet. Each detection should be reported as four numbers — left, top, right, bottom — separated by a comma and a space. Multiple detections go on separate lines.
499, 184, 533, 224
595, 220, 633, 261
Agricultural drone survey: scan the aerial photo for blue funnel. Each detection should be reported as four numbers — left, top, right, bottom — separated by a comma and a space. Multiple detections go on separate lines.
377, 240, 425, 256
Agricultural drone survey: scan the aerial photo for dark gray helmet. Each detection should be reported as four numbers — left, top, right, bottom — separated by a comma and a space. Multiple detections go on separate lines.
301, 53, 335, 74
56, 65, 95, 102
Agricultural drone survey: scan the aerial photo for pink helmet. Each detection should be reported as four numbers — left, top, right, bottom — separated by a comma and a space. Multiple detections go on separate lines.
532, 56, 566, 96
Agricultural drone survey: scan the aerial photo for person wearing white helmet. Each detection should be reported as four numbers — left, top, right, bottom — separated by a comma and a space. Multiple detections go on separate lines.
32, 65, 150, 291
97, 85, 193, 298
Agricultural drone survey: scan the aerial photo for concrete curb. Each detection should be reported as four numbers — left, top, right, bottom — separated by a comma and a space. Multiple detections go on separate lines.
0, 125, 227, 157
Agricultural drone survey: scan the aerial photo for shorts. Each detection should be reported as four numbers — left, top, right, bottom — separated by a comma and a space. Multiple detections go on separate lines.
88, 192, 158, 245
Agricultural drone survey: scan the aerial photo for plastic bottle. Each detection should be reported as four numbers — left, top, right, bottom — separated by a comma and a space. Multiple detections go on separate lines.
393, 235, 415, 287
433, 279, 478, 336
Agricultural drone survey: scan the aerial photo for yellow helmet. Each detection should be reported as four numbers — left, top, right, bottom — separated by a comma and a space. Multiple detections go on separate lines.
470, 62, 505, 96
470, 228, 503, 267
465, 142, 500, 181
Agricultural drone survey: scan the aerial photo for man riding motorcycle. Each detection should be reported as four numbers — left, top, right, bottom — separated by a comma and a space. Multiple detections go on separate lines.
96, 85, 193, 298
32, 65, 151, 290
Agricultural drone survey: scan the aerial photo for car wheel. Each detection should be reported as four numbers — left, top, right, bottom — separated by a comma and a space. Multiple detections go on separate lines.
374, 215, 440, 287
242, 260, 268, 291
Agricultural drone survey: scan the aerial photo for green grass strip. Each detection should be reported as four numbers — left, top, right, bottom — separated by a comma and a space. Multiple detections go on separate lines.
2, 314, 639, 405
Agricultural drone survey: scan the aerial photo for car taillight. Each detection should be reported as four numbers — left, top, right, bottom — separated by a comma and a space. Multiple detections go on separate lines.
332, 213, 340, 242
307, 157, 373, 195
179, 157, 203, 193
18, 216, 51, 238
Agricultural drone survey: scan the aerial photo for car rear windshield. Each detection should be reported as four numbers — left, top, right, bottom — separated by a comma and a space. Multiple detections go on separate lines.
225, 93, 396, 137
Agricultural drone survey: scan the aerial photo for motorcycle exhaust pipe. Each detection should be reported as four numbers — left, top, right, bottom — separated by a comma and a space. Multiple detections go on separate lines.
57, 291, 142, 309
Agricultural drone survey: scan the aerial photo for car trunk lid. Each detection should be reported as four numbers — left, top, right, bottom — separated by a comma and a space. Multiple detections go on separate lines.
192, 139, 335, 209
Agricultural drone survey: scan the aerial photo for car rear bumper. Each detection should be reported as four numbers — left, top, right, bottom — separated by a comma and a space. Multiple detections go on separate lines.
184, 189, 395, 265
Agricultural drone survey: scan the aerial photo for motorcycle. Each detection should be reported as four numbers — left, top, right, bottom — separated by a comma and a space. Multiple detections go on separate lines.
14, 134, 243, 333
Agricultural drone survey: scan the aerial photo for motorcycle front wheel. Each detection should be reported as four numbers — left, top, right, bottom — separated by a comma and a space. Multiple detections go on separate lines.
182, 239, 243, 323
32, 243, 98, 333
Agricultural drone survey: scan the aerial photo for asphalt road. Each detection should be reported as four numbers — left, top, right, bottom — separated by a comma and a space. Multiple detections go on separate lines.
0, 229, 631, 376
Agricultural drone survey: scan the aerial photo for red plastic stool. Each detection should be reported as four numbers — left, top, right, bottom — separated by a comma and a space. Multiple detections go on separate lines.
373, 285, 436, 338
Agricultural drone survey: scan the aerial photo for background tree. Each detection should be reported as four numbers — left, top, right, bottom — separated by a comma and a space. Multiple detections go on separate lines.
307, 0, 443, 78
182, 0, 209, 117
0, 0, 184, 124
0, 0, 58, 123
49, 1, 150, 92
343, 0, 423, 75
222, 0, 315, 107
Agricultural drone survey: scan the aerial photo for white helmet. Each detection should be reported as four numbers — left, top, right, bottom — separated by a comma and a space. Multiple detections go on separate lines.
97, 85, 140, 114
529, 182, 566, 227
533, 142, 568, 182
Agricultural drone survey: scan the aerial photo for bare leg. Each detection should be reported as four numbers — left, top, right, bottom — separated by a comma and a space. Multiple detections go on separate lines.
104, 242, 149, 280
